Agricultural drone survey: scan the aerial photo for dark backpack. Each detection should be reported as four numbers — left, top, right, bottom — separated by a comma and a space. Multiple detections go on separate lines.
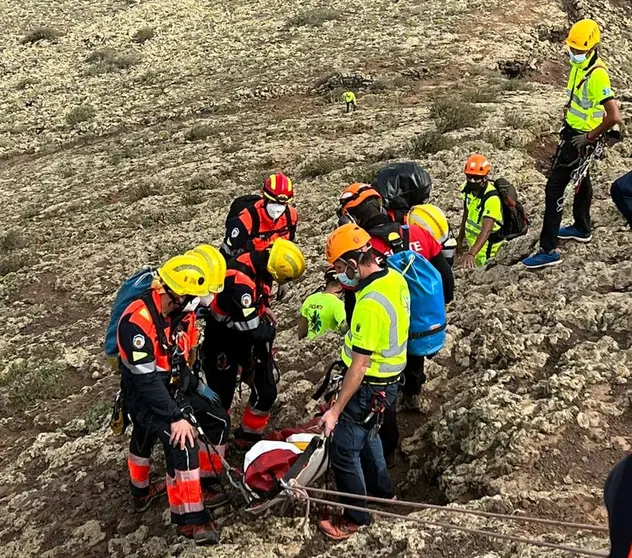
224, 194, 296, 243
479, 179, 529, 241
367, 222, 410, 255
371, 162, 432, 212
225, 194, 263, 227
104, 268, 156, 360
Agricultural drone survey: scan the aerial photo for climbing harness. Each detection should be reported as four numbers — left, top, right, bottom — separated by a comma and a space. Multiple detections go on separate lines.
556, 138, 606, 213
284, 484, 609, 557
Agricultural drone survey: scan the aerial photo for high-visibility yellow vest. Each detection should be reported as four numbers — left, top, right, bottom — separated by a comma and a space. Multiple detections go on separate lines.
343, 91, 356, 104
565, 55, 613, 133
341, 269, 410, 381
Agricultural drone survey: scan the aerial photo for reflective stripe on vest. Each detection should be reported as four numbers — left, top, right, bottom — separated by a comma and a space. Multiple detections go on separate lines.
342, 276, 408, 379
565, 60, 608, 131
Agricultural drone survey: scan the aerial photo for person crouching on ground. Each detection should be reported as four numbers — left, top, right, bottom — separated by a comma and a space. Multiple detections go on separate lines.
298, 266, 347, 340
318, 223, 410, 540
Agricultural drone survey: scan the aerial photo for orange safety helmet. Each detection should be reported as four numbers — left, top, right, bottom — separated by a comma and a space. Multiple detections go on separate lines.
338, 183, 382, 215
263, 173, 294, 204
464, 154, 492, 177
325, 223, 372, 264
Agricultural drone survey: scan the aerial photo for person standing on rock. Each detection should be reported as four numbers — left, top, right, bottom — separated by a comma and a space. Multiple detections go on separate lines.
338, 182, 454, 466
220, 173, 299, 302
202, 239, 305, 449
456, 154, 505, 269
604, 453, 632, 557
523, 18, 622, 269
318, 224, 410, 540
117, 253, 229, 545
343, 91, 357, 113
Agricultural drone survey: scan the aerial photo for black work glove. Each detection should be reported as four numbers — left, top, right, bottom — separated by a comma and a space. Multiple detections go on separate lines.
252, 319, 276, 343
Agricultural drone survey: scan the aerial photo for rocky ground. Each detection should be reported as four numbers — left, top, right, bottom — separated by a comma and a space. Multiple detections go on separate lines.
1, 0, 631, 556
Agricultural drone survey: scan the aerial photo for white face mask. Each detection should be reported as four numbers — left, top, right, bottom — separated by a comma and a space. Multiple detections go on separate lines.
266, 202, 286, 221
199, 294, 215, 307
182, 297, 200, 313
569, 49, 588, 65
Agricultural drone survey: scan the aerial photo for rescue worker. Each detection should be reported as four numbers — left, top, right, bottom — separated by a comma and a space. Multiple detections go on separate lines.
604, 453, 632, 557
220, 173, 298, 260
343, 91, 357, 113
118, 252, 229, 545
338, 183, 454, 463
456, 154, 505, 268
611, 170, 632, 229
318, 224, 410, 540
202, 239, 306, 448
523, 19, 622, 269
298, 267, 346, 340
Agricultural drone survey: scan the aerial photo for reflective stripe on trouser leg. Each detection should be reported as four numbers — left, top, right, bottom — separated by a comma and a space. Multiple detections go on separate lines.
166, 468, 205, 520
241, 404, 270, 434
128, 453, 151, 491
198, 442, 225, 478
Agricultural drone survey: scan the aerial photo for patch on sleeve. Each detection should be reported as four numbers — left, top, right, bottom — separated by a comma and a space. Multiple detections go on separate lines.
355, 323, 361, 333
132, 351, 148, 362
603, 87, 613, 96
231, 227, 240, 238
241, 293, 252, 308
133, 334, 146, 349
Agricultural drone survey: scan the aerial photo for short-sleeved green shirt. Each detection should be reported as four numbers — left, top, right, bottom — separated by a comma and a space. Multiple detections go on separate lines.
300, 292, 346, 340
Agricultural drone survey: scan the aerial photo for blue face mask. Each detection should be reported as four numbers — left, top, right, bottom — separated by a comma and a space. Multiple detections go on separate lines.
337, 262, 359, 288
569, 50, 588, 65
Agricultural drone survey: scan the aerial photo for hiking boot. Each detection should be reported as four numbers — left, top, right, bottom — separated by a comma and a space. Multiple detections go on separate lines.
232, 427, 261, 451
176, 522, 220, 545
132, 480, 166, 513
317, 516, 361, 540
522, 250, 562, 269
203, 488, 230, 510
398, 393, 420, 412
558, 225, 592, 243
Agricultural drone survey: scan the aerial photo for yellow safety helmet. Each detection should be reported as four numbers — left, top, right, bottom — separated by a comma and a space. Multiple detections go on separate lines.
189, 244, 226, 293
408, 204, 450, 244
158, 254, 211, 297
267, 239, 306, 284
566, 19, 600, 52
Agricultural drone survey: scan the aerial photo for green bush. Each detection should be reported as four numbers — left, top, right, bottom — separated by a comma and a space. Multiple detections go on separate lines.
504, 109, 531, 130
461, 88, 500, 103
65, 105, 95, 126
285, 8, 339, 28
7, 359, 70, 411
86, 48, 139, 75
185, 123, 216, 142
132, 27, 155, 44
429, 99, 483, 133
84, 402, 111, 432
407, 131, 457, 156
300, 156, 344, 179
0, 231, 25, 252
21, 27, 62, 45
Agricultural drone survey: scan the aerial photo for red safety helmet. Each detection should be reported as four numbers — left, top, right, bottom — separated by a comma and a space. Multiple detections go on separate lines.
338, 183, 382, 215
263, 173, 294, 204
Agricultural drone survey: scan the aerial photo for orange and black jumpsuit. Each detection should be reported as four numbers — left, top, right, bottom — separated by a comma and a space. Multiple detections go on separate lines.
202, 251, 277, 438
118, 288, 229, 525
220, 199, 298, 260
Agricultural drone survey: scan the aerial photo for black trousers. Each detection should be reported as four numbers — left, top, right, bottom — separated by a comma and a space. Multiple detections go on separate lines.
346, 102, 356, 113
379, 355, 425, 459
202, 319, 277, 414
604, 454, 632, 557
540, 126, 593, 252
